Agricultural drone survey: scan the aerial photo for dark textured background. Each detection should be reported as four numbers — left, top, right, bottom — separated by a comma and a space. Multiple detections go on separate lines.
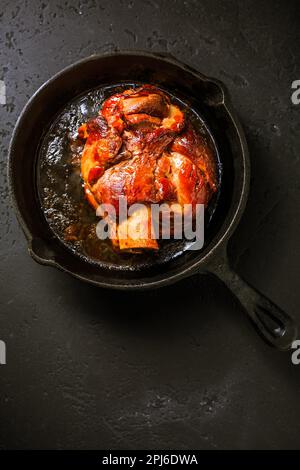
0, 0, 300, 450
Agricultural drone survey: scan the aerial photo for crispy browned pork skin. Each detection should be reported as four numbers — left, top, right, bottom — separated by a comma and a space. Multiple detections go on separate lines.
78, 85, 218, 250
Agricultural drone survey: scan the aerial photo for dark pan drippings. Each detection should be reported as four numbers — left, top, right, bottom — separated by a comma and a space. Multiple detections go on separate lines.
37, 83, 221, 269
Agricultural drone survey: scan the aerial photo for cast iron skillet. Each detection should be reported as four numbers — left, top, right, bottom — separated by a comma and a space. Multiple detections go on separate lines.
8, 51, 297, 350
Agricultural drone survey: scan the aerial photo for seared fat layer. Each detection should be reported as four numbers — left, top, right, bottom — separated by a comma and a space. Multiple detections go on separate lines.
79, 85, 217, 250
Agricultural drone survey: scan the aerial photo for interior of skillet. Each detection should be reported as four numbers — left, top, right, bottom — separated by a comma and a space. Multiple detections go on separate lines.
12, 53, 244, 283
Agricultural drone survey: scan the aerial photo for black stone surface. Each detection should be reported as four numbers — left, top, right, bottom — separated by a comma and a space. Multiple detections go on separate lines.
0, 0, 299, 450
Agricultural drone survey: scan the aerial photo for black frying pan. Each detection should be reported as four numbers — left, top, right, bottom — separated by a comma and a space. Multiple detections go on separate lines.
8, 51, 297, 350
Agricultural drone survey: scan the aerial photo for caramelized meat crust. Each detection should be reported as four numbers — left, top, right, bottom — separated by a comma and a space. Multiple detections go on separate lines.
79, 85, 218, 249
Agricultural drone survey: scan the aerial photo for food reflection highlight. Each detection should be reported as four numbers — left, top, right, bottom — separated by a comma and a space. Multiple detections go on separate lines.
96, 197, 204, 251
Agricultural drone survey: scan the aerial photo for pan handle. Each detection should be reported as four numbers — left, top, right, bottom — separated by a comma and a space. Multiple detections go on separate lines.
208, 257, 298, 350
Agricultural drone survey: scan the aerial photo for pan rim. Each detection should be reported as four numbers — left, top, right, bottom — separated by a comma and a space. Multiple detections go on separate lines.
8, 50, 250, 289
